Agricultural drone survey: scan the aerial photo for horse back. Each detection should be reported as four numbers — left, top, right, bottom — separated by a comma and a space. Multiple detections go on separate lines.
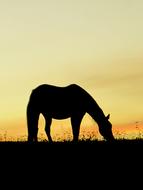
29, 84, 92, 107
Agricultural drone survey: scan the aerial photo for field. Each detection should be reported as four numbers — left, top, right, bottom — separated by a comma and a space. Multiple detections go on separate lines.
1, 128, 143, 164
1, 138, 143, 178
1, 138, 143, 155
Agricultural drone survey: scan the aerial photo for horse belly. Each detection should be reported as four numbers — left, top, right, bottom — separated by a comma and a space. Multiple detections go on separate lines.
41, 100, 75, 119
45, 101, 85, 119
39, 90, 85, 119
52, 113, 71, 120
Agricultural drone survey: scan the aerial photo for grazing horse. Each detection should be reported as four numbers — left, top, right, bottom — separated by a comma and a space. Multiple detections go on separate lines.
27, 84, 114, 142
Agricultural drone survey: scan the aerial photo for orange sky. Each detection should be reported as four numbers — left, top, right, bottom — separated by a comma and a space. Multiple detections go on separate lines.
0, 0, 143, 141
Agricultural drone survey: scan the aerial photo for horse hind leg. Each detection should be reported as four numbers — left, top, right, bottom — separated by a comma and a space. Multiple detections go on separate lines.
44, 116, 53, 142
27, 104, 39, 142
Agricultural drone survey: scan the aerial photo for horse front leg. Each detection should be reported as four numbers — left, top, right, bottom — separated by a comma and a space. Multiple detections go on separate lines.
71, 114, 84, 142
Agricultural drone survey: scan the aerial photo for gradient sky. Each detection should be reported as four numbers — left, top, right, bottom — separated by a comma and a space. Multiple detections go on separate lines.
0, 0, 143, 140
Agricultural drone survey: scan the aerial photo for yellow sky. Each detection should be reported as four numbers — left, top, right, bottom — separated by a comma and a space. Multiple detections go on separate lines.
0, 0, 143, 140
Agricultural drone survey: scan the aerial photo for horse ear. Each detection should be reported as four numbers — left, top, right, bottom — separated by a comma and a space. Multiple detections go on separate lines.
106, 114, 110, 120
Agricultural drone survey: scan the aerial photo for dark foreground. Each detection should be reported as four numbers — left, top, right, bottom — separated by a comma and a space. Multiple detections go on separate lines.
1, 139, 143, 182
0, 139, 143, 169
1, 139, 143, 157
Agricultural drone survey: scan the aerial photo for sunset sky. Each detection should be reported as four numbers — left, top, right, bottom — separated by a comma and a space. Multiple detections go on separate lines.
0, 0, 143, 140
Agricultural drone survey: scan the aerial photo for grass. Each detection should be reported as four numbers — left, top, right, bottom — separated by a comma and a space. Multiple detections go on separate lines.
0, 136, 143, 144
0, 134, 142, 168
0, 126, 143, 145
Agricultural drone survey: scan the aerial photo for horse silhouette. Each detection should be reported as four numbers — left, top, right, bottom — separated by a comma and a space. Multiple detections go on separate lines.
27, 84, 114, 142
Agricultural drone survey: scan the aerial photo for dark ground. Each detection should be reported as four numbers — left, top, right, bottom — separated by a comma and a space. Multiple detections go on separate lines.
0, 139, 142, 187
1, 139, 143, 159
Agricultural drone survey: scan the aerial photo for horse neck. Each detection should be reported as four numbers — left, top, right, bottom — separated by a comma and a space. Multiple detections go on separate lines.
87, 98, 106, 125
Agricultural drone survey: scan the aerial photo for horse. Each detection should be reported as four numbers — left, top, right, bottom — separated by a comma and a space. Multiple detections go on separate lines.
27, 84, 114, 142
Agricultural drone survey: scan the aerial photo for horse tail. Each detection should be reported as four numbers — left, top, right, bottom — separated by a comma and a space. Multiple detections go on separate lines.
27, 90, 39, 142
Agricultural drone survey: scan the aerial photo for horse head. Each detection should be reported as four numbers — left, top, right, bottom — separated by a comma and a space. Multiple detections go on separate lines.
98, 114, 115, 141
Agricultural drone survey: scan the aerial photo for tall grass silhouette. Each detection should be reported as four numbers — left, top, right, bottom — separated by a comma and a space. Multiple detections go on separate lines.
0, 123, 143, 143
